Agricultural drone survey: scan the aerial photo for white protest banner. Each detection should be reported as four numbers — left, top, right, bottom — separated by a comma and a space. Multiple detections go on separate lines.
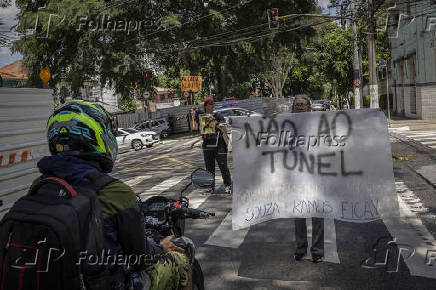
231, 109, 399, 230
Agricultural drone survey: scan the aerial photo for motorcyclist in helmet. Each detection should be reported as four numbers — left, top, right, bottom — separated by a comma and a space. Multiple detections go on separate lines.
36, 100, 191, 289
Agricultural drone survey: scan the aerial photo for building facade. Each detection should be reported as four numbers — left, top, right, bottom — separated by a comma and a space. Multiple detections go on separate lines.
389, 0, 436, 119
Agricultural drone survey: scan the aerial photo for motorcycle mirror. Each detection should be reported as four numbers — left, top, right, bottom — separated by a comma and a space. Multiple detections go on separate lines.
191, 169, 214, 187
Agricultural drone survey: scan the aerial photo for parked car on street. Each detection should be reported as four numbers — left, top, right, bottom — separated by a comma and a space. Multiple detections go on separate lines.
133, 118, 171, 138
312, 100, 327, 111
214, 107, 262, 126
116, 128, 157, 151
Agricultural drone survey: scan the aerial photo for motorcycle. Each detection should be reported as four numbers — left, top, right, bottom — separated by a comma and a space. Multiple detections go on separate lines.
140, 168, 215, 290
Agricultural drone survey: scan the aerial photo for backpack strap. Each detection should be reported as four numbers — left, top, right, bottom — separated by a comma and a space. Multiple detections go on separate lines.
29, 177, 77, 198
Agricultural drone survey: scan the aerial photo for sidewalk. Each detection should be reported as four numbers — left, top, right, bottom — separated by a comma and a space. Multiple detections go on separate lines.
388, 115, 436, 130
390, 131, 436, 188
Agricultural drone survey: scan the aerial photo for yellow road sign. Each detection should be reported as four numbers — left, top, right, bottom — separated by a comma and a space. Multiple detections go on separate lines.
39, 68, 51, 83
181, 76, 202, 92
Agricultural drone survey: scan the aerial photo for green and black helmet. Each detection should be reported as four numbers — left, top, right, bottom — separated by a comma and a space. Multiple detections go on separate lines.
47, 100, 118, 172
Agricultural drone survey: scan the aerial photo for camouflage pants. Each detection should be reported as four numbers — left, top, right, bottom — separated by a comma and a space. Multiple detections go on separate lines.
130, 251, 189, 290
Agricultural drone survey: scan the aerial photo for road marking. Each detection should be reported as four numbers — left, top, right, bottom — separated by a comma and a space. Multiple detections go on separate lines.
119, 167, 144, 173
204, 211, 249, 248
389, 126, 409, 131
124, 175, 151, 187
189, 193, 210, 209
151, 154, 169, 161
139, 175, 187, 200
382, 181, 436, 278
408, 136, 436, 141
150, 152, 195, 169
420, 141, 436, 145
166, 157, 195, 168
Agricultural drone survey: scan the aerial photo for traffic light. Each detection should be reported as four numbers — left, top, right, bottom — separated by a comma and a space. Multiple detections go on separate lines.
144, 71, 150, 88
267, 8, 279, 29
138, 70, 152, 89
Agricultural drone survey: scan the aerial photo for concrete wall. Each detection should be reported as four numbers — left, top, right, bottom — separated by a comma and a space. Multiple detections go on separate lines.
389, 1, 436, 119
419, 85, 436, 119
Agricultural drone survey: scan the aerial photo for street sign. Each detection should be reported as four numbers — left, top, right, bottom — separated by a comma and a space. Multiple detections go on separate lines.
39, 68, 50, 83
353, 78, 361, 88
183, 91, 190, 98
181, 76, 202, 92
379, 59, 387, 67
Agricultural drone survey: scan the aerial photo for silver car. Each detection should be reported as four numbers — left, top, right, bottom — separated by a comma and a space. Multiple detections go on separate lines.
133, 118, 170, 137
311, 100, 327, 111
214, 107, 262, 126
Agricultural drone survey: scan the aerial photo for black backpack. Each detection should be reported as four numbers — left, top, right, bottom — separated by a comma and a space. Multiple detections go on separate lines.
0, 173, 116, 290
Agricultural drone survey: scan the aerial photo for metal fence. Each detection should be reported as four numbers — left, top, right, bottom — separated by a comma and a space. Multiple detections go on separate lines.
0, 88, 53, 219
114, 97, 292, 132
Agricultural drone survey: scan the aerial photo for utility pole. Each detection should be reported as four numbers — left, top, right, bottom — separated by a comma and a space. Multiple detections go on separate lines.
386, 62, 390, 123
341, 2, 346, 29
352, 0, 361, 109
368, 0, 379, 108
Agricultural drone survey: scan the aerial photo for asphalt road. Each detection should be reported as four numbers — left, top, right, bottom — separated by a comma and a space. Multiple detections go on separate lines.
111, 133, 436, 290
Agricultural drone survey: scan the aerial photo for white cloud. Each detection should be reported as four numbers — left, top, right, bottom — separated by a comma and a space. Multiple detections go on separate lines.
0, 0, 22, 67
317, 0, 331, 9
0, 0, 19, 29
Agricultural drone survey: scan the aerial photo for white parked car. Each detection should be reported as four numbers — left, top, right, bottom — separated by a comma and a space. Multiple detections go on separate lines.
116, 128, 158, 151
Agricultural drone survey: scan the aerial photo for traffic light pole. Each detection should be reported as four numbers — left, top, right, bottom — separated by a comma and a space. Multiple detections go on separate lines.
386, 64, 391, 123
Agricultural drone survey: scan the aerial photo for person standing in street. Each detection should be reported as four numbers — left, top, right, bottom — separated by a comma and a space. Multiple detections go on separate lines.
200, 97, 232, 194
291, 96, 324, 263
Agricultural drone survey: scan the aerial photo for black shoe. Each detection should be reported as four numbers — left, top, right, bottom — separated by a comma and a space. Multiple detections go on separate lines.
294, 253, 305, 261
312, 255, 323, 263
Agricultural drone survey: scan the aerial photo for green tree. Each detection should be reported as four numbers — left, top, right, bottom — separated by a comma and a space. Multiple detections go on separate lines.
313, 22, 353, 98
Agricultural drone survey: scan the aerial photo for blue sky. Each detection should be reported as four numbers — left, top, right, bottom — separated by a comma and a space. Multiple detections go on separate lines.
0, 0, 333, 68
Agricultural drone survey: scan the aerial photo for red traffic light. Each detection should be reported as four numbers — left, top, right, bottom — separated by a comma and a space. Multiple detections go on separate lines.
144, 72, 149, 78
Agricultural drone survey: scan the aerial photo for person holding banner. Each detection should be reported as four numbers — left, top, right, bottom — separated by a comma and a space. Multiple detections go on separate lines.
200, 97, 232, 194
291, 96, 325, 263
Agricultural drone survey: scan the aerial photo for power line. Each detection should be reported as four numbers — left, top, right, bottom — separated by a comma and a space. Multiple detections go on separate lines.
151, 19, 331, 55
141, 0, 255, 40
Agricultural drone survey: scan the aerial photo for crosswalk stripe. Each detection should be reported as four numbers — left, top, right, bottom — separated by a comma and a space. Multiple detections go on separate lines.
404, 132, 436, 135
382, 182, 436, 278
204, 211, 249, 248
420, 141, 436, 145
408, 136, 436, 141
124, 175, 152, 187
139, 176, 187, 200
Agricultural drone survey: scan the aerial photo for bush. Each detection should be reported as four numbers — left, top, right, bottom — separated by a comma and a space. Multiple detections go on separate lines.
363, 94, 393, 109
363, 95, 370, 107
379, 94, 393, 110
